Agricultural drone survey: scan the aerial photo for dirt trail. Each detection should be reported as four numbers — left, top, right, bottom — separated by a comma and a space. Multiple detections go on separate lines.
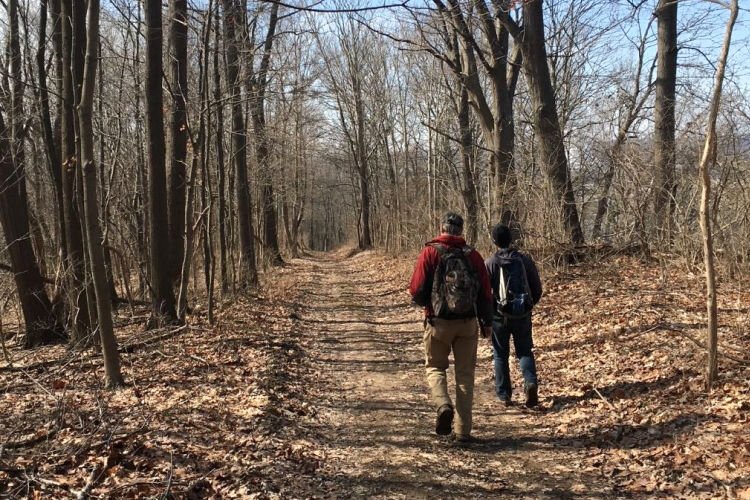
292, 251, 615, 499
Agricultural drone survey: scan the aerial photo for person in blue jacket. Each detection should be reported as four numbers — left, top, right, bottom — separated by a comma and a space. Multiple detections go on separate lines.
484, 224, 543, 407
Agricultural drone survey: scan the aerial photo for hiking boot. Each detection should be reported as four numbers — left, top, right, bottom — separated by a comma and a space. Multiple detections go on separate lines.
498, 394, 513, 407
449, 433, 476, 446
524, 382, 539, 408
435, 404, 454, 436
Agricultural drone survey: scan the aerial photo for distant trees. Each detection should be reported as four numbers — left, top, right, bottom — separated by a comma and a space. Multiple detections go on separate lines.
317, 15, 375, 249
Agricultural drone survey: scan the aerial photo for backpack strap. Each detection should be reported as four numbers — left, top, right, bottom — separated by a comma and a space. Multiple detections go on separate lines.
429, 242, 448, 256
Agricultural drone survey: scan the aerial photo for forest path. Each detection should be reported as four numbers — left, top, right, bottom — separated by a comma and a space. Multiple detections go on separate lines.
292, 251, 614, 499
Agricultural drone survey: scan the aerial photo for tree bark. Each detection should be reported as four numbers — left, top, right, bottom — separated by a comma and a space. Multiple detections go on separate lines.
0, 0, 61, 347
501, 0, 585, 245
145, 0, 178, 323
0, 130, 60, 346
435, 0, 518, 220
223, 0, 257, 287
213, 9, 229, 293
353, 70, 372, 249
168, 0, 189, 282
457, 85, 479, 244
78, 0, 124, 387
654, 0, 678, 243
38, 0, 66, 262
699, 0, 738, 390
250, 3, 283, 265
60, 0, 91, 343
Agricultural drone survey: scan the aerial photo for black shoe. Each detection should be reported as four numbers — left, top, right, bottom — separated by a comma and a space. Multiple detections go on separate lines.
435, 404, 454, 436
525, 383, 539, 408
498, 395, 513, 407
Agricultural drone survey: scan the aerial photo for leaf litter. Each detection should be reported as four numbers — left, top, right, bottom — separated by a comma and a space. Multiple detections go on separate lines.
0, 250, 748, 498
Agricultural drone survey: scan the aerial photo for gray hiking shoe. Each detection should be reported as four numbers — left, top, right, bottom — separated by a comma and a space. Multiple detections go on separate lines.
435, 404, 454, 435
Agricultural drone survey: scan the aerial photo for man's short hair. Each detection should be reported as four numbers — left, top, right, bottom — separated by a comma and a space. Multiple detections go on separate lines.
492, 224, 512, 248
441, 212, 464, 235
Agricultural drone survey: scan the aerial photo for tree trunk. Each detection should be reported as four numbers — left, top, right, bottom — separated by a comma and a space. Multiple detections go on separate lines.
506, 0, 585, 245
251, 3, 283, 265
213, 8, 228, 293
223, 0, 257, 287
60, 0, 91, 343
458, 86, 479, 244
178, 4, 212, 320
654, 0, 678, 244
438, 0, 518, 221
168, 0, 189, 282
0, 0, 61, 347
699, 0, 738, 390
145, 0, 178, 323
78, 0, 124, 387
592, 160, 615, 240
70, 0, 97, 334
38, 0, 66, 262
0, 130, 61, 347
353, 72, 372, 249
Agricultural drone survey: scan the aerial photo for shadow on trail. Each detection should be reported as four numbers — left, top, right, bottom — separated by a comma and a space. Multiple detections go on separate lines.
548, 371, 690, 412
294, 253, 622, 498
314, 357, 418, 373
472, 411, 720, 452
309, 460, 608, 499
300, 317, 415, 326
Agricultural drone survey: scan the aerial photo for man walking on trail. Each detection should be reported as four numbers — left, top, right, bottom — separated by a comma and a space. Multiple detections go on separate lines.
409, 212, 493, 441
484, 224, 543, 408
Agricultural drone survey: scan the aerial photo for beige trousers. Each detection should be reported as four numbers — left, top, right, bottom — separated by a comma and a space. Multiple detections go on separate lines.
424, 317, 479, 436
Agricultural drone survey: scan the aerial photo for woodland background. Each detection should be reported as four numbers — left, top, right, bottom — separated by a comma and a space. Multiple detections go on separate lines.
1, 0, 750, 496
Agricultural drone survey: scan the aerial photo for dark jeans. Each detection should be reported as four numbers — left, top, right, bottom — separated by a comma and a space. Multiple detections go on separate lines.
491, 316, 537, 399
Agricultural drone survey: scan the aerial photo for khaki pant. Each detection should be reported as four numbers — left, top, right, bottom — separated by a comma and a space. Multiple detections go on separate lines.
424, 317, 479, 436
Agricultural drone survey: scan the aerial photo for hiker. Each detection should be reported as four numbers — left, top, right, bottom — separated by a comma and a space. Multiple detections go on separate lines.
408, 212, 493, 442
484, 224, 543, 407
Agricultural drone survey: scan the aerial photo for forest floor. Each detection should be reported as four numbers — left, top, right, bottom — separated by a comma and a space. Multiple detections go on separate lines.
1, 249, 750, 498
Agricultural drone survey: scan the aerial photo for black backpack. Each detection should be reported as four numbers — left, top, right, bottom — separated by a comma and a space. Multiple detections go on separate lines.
430, 244, 480, 318
495, 249, 533, 319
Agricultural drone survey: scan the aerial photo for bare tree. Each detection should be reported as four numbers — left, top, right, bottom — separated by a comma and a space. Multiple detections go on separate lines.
37, 0, 66, 263
429, 0, 520, 221
224, 0, 258, 286
211, 7, 230, 293
248, 2, 284, 265
78, 0, 124, 387
499, 0, 585, 245
592, 7, 656, 240
698, 0, 739, 389
654, 0, 678, 243
168, 0, 190, 282
0, 1, 62, 345
59, 0, 92, 343
145, 0, 178, 324
317, 14, 374, 249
